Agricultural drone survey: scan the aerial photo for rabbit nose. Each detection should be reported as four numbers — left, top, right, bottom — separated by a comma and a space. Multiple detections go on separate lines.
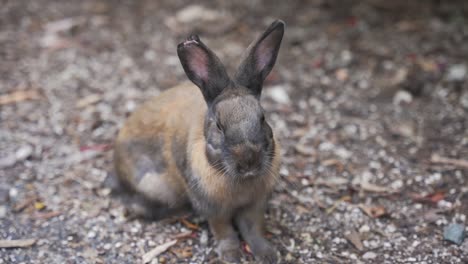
237, 149, 261, 173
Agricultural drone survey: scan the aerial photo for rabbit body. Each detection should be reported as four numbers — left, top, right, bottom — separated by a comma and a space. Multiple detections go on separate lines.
114, 83, 279, 217
114, 20, 285, 263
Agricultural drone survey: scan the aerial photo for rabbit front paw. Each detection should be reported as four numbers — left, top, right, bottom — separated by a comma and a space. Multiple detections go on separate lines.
216, 240, 241, 263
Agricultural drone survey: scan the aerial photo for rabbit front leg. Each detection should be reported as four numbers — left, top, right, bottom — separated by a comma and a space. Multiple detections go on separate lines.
209, 215, 242, 262
235, 200, 278, 264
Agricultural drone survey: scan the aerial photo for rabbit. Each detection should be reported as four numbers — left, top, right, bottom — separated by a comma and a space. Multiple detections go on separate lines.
113, 20, 285, 263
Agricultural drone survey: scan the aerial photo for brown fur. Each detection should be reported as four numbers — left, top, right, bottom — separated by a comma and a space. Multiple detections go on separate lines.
116, 82, 279, 208
114, 20, 285, 263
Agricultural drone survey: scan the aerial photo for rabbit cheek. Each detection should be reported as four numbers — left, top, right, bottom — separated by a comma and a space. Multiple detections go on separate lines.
206, 143, 222, 165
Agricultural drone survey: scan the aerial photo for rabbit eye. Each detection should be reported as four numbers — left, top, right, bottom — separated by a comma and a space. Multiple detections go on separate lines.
261, 115, 265, 122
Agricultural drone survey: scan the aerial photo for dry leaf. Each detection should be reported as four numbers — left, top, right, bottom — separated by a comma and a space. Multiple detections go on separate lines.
326, 196, 351, 214
344, 229, 363, 251
76, 94, 102, 108
423, 208, 449, 223
315, 177, 348, 188
0, 90, 41, 105
430, 154, 468, 169
242, 242, 253, 255
410, 191, 445, 204
360, 181, 390, 193
34, 211, 61, 220
170, 247, 193, 258
13, 196, 38, 212
34, 202, 46, 210
359, 204, 387, 218
142, 240, 177, 264
0, 239, 36, 248
171, 231, 195, 240
322, 159, 344, 172
180, 218, 200, 230
294, 144, 314, 156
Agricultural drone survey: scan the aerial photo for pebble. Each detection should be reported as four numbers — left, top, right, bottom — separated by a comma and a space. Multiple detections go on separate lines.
362, 251, 377, 259
0, 205, 7, 218
393, 90, 413, 105
443, 223, 465, 245
200, 230, 208, 246
446, 64, 466, 81
164, 4, 235, 35
266, 85, 291, 104
359, 225, 370, 233
15, 145, 33, 160
0, 154, 16, 168
460, 91, 468, 109
9, 188, 18, 199
87, 231, 96, 239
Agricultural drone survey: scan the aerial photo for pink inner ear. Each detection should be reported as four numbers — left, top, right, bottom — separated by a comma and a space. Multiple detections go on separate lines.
188, 47, 209, 81
255, 41, 273, 72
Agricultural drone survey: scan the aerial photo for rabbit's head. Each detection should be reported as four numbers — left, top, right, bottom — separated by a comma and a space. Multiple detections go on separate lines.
178, 20, 284, 179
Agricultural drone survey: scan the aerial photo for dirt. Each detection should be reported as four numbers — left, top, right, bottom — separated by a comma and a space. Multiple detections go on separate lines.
1, 0, 468, 263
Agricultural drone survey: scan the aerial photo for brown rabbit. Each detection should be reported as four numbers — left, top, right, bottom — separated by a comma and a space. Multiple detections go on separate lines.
113, 20, 285, 263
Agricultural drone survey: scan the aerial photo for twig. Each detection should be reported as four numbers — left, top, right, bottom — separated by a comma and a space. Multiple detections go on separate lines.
0, 239, 36, 248
171, 231, 195, 240
142, 240, 177, 264
13, 196, 38, 212
0, 90, 41, 105
34, 211, 61, 220
431, 154, 468, 169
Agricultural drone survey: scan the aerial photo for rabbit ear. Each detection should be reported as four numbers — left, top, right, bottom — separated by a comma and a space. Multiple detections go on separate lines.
177, 35, 230, 104
234, 20, 285, 96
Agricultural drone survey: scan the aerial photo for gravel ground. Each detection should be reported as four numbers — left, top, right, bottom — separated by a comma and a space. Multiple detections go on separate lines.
1, 0, 468, 263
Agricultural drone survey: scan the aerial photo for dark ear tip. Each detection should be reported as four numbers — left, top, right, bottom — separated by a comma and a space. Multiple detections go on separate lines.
177, 35, 202, 50
270, 20, 286, 30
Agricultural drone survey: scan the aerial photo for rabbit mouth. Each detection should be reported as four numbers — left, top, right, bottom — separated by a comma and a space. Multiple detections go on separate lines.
241, 171, 257, 178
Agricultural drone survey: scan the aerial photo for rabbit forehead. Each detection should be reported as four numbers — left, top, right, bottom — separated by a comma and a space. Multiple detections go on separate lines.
215, 94, 262, 123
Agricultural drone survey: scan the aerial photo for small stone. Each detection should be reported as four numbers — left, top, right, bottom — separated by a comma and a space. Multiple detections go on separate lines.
200, 230, 208, 246
462, 239, 468, 253
165, 5, 235, 35
460, 91, 468, 110
9, 188, 18, 199
393, 90, 413, 105
125, 100, 137, 113
87, 231, 96, 239
266, 85, 290, 104
15, 145, 33, 160
0, 154, 16, 168
0, 205, 7, 218
443, 223, 465, 245
335, 68, 349, 81
359, 225, 370, 233
362, 251, 377, 259
446, 64, 466, 81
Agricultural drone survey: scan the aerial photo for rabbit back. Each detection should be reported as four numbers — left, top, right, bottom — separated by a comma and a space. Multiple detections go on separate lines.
114, 82, 205, 209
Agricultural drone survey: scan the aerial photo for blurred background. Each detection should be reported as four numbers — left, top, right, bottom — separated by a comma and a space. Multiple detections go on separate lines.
1, 0, 467, 263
